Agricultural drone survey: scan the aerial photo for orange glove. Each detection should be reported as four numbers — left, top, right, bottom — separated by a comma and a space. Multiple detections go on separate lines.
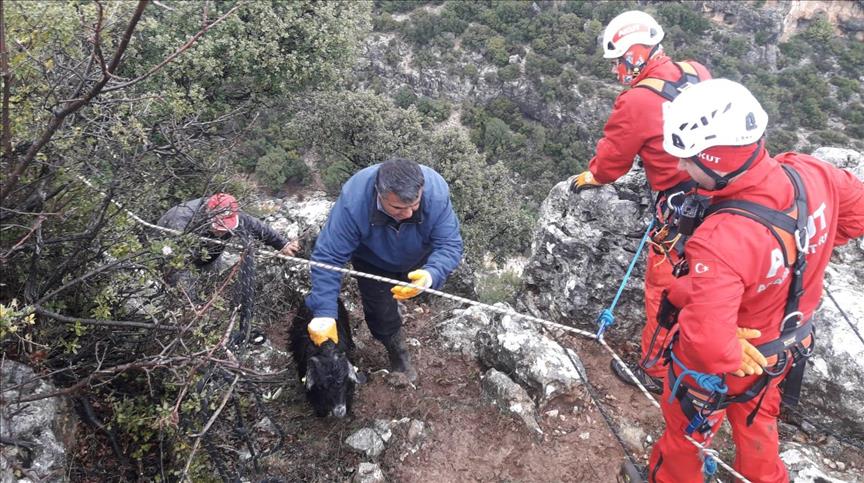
569, 170, 603, 192
391, 270, 432, 300
731, 328, 768, 377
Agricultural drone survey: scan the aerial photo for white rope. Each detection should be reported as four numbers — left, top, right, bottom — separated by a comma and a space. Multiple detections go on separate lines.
76, 174, 751, 482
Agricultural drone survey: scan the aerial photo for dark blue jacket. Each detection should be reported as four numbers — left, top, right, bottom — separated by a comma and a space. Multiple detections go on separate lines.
306, 164, 463, 318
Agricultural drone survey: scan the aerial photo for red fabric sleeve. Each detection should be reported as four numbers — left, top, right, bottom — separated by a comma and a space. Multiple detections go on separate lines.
674, 229, 746, 375
588, 91, 651, 184
832, 167, 864, 247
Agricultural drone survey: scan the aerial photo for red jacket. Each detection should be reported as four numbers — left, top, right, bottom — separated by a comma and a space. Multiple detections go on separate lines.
588, 56, 712, 191
669, 151, 864, 380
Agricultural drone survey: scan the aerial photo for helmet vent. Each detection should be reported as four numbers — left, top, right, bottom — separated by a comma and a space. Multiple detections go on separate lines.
722, 102, 732, 114
745, 112, 757, 131
700, 116, 709, 126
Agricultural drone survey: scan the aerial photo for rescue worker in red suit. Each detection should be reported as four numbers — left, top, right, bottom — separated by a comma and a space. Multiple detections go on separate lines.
648, 78, 864, 482
567, 10, 711, 393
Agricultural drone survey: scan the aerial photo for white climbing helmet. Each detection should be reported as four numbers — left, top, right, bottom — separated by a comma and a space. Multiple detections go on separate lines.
662, 79, 769, 159
602, 10, 664, 59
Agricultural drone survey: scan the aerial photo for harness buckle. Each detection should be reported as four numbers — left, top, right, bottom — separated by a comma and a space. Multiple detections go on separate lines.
794, 228, 809, 253
780, 311, 804, 332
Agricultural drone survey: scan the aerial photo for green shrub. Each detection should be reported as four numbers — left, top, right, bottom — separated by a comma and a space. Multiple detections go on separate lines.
498, 63, 521, 82
477, 268, 522, 304
394, 86, 418, 108
767, 129, 799, 153
808, 130, 849, 147
485, 35, 511, 66
803, 17, 834, 45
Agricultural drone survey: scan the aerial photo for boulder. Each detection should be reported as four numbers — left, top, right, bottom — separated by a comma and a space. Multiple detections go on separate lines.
345, 427, 386, 458
1, 361, 75, 482
516, 167, 651, 344
476, 305, 585, 403
436, 304, 494, 356
480, 368, 543, 438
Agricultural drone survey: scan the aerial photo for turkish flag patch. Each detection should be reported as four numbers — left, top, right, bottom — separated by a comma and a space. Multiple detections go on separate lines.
691, 259, 714, 278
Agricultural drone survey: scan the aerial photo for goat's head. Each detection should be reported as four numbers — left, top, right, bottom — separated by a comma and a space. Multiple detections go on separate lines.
303, 342, 363, 418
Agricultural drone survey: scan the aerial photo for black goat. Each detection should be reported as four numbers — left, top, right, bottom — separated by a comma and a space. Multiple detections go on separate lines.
289, 300, 362, 418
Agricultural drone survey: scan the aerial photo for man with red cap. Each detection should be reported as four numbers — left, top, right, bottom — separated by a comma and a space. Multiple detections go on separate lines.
158, 193, 300, 290
566, 10, 712, 394
647, 78, 864, 482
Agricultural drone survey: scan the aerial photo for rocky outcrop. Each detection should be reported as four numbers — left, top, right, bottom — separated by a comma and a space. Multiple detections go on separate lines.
1, 361, 76, 482
357, 32, 611, 130
516, 167, 651, 342
800, 147, 864, 441
700, 1, 864, 42
780, 442, 859, 482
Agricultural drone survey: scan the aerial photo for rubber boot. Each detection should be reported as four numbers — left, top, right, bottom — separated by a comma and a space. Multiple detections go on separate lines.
610, 359, 664, 395
382, 330, 417, 383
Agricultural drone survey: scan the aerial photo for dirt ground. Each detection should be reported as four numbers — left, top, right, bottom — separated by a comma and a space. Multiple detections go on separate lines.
256, 304, 666, 482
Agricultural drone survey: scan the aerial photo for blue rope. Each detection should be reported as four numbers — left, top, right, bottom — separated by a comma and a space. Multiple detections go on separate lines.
595, 219, 656, 339
668, 351, 728, 404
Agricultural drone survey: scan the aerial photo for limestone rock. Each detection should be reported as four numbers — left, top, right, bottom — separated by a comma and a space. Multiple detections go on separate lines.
481, 368, 543, 438
517, 167, 651, 344
353, 462, 385, 483
345, 428, 386, 458
437, 304, 494, 356
780, 442, 852, 483
1, 361, 75, 482
476, 305, 585, 403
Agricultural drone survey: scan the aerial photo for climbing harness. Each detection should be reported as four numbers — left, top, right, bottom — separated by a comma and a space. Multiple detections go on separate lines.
74, 174, 760, 482
633, 61, 702, 102
595, 218, 655, 340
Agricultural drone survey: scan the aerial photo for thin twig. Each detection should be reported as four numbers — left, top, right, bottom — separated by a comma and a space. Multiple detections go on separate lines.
34, 306, 180, 331
180, 374, 239, 480
103, 2, 244, 93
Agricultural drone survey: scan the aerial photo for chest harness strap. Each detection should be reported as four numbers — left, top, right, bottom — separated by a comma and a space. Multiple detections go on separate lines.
639, 63, 706, 261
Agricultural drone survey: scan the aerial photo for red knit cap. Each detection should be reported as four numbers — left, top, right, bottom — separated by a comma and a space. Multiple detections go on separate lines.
205, 193, 239, 230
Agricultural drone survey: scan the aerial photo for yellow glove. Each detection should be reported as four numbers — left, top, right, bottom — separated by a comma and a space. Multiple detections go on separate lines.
731, 328, 768, 377
308, 317, 338, 346
569, 170, 603, 193
391, 269, 432, 300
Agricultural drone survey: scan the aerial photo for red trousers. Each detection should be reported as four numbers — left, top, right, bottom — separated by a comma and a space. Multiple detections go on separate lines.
641, 249, 677, 378
648, 373, 789, 483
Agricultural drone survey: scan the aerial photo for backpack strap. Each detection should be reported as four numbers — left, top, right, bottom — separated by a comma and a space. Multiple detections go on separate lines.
634, 61, 703, 102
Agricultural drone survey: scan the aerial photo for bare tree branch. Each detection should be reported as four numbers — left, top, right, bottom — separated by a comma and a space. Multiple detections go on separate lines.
103, 2, 244, 94
0, 0, 148, 204
34, 306, 180, 331
0, 0, 12, 158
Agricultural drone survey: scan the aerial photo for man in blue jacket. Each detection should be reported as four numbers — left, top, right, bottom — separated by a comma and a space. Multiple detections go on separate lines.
306, 158, 464, 382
